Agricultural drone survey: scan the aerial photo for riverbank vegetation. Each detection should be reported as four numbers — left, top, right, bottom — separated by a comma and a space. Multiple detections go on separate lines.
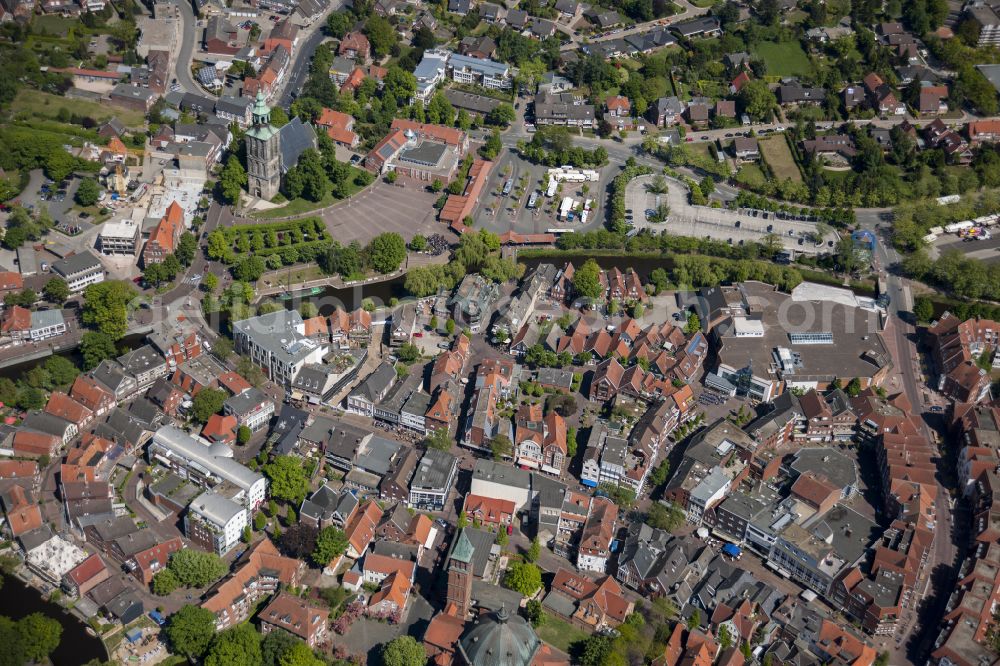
403, 229, 522, 297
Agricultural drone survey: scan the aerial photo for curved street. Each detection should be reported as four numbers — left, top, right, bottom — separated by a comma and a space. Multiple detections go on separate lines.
170, 0, 209, 98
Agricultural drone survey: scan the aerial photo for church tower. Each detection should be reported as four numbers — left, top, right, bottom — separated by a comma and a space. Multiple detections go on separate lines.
245, 90, 281, 201
447, 528, 475, 618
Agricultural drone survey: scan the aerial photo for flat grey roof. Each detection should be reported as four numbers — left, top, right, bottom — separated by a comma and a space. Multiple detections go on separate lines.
150, 425, 263, 492
472, 459, 530, 490
189, 490, 244, 526
30, 309, 65, 330
51, 251, 102, 278
399, 140, 448, 167
412, 448, 456, 492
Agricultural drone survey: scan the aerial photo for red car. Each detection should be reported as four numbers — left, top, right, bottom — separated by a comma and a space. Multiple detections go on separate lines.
414, 332, 423, 338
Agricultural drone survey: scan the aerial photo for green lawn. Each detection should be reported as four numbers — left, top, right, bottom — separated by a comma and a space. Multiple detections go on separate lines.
33, 14, 77, 37
759, 136, 803, 183
752, 41, 814, 78
735, 163, 768, 188
254, 169, 370, 219
535, 613, 590, 654
10, 89, 146, 127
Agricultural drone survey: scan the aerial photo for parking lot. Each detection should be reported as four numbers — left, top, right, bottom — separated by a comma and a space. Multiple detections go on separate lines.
315, 181, 444, 244
624, 174, 838, 254
929, 233, 1000, 264
474, 152, 613, 237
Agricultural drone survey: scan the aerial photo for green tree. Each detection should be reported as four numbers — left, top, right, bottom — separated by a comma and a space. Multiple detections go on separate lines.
572, 258, 604, 300
647, 502, 686, 532
80, 331, 118, 370
263, 456, 309, 504
381, 636, 426, 666
486, 103, 516, 127
580, 635, 614, 666
262, 630, 300, 666
207, 230, 233, 262
503, 561, 542, 595
480, 129, 503, 160
234, 255, 267, 282
191, 388, 227, 423
737, 79, 777, 121
490, 434, 512, 460
42, 277, 69, 303
82, 280, 136, 339
718, 624, 733, 650
425, 427, 451, 451
524, 599, 545, 627
446, 318, 456, 335
165, 605, 217, 660
219, 155, 247, 205
277, 641, 324, 666
427, 91, 455, 125
367, 232, 407, 273
237, 425, 252, 444
913, 295, 934, 323
325, 11, 353, 37
74, 178, 101, 206
254, 511, 267, 530
151, 569, 180, 596
312, 526, 348, 567
15, 385, 44, 410
204, 623, 262, 666
388, 344, 418, 368
409, 234, 428, 250
363, 14, 397, 57
684, 312, 701, 335
43, 355, 78, 387
688, 608, 701, 630
176, 232, 198, 266
203, 272, 220, 293
526, 536, 540, 563
15, 613, 62, 663
168, 549, 228, 587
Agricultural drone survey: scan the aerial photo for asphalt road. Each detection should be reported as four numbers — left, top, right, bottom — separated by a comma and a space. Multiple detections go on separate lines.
856, 209, 957, 662
277, 2, 342, 107
558, 0, 708, 52
171, 0, 208, 98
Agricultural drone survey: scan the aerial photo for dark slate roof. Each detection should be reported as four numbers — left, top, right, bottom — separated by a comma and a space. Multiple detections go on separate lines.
278, 117, 317, 174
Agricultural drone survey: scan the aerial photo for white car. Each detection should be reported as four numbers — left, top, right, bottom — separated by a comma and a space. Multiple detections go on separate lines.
774, 125, 785, 132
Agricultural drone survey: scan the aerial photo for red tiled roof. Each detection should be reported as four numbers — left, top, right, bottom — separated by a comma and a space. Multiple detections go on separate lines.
260, 592, 329, 641
7, 504, 42, 536
364, 552, 416, 579
218, 371, 252, 396
1, 305, 30, 334
202, 414, 238, 443
13, 431, 60, 457
0, 271, 23, 291
390, 118, 465, 147
345, 500, 383, 556
0, 460, 38, 480
65, 553, 107, 586
45, 391, 93, 425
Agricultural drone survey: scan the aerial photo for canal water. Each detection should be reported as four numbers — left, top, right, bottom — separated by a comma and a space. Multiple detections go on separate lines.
0, 333, 148, 382
0, 575, 106, 665
273, 256, 664, 316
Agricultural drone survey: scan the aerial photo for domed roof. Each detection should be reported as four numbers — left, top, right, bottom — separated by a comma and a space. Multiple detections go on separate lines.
458, 606, 540, 666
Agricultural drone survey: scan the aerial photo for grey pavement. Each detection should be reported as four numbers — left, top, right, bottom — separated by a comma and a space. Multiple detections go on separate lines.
338, 594, 434, 662
624, 174, 838, 253
169, 0, 206, 98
